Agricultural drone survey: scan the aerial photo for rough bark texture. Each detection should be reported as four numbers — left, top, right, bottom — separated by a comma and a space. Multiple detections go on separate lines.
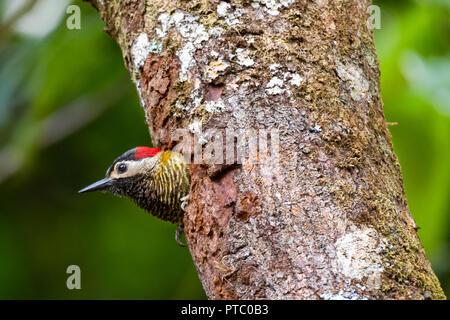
86, 0, 446, 299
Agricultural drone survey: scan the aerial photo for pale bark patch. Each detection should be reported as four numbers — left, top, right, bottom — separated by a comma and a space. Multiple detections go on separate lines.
335, 225, 385, 289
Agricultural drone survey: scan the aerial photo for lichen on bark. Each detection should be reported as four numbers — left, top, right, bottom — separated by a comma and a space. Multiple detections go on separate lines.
86, 0, 446, 300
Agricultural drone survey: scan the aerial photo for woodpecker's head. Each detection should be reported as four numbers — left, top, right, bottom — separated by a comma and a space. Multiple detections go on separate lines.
79, 147, 162, 196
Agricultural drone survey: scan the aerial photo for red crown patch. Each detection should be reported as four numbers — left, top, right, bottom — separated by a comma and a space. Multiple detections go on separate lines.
135, 147, 162, 159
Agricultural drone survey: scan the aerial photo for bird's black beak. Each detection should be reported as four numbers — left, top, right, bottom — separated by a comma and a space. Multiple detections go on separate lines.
78, 178, 113, 193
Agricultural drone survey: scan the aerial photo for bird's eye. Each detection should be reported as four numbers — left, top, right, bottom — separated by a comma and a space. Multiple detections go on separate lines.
117, 163, 128, 174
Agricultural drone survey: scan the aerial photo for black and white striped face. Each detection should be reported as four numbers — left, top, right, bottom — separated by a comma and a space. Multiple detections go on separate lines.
107, 152, 160, 180
79, 147, 162, 195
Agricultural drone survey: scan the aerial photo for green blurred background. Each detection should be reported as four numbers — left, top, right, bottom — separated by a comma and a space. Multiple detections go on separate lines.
0, 0, 448, 299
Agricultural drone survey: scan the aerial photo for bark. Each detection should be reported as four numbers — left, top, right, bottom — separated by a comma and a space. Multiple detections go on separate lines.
86, 0, 446, 299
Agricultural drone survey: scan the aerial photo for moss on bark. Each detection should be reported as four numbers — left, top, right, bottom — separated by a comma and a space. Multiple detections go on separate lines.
87, 0, 446, 300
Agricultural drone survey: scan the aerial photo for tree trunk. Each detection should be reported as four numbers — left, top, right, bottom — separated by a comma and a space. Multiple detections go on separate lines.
86, 0, 446, 300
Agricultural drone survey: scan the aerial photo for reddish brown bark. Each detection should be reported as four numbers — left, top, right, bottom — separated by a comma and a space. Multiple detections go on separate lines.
87, 0, 445, 300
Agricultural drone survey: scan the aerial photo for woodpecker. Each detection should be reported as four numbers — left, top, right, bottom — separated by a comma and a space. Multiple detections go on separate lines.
79, 147, 190, 246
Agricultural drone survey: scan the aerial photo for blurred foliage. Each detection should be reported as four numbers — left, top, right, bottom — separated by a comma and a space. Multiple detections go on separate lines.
0, 0, 448, 299
0, 0, 205, 299
373, 0, 450, 295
